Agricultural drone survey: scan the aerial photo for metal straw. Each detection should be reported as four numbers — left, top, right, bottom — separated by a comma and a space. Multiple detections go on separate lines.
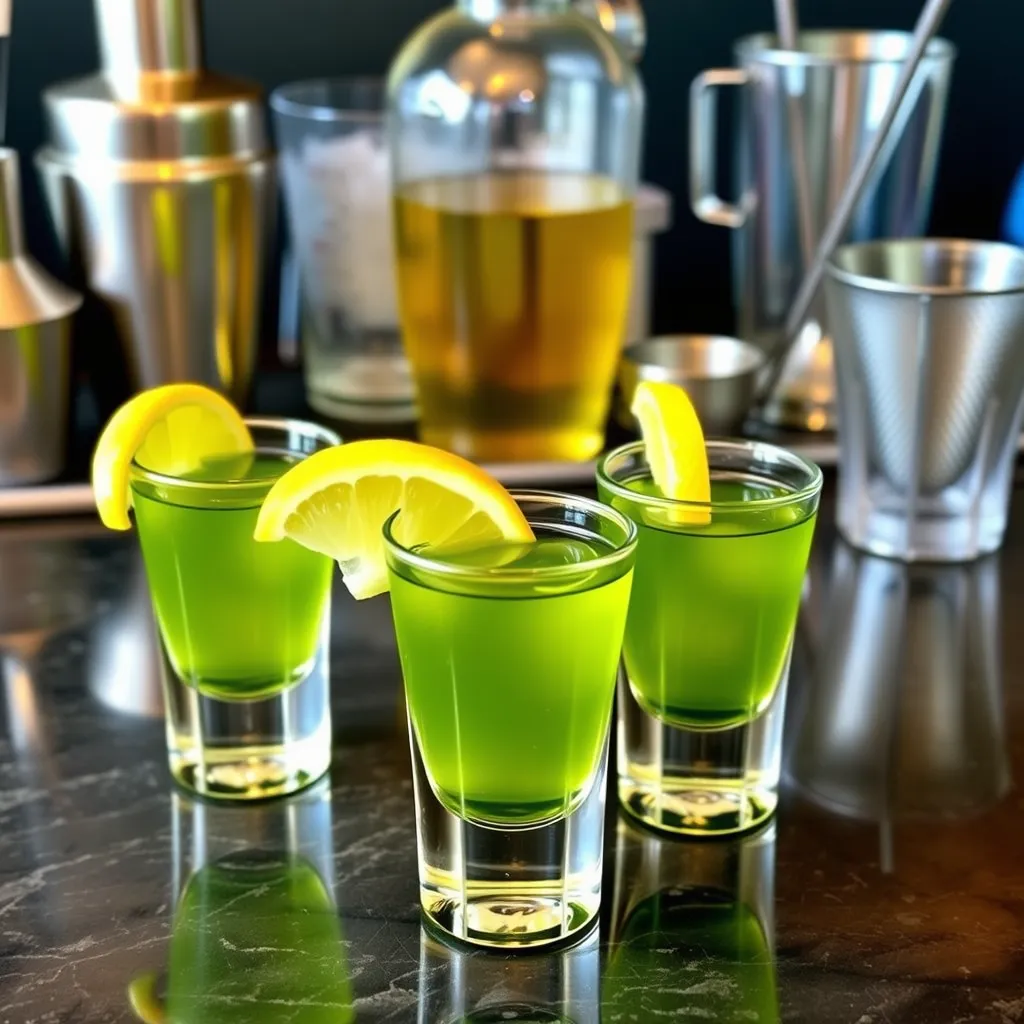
773, 0, 818, 293
773, 0, 799, 49
782, 0, 957, 342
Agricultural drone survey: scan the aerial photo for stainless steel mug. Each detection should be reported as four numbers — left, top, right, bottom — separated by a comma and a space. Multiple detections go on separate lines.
690, 31, 955, 431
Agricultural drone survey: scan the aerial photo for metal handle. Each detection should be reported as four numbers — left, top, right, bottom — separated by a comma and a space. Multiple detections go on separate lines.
689, 68, 750, 229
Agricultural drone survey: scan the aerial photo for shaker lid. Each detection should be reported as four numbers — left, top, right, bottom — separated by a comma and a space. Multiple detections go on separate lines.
41, 0, 268, 164
42, 73, 269, 164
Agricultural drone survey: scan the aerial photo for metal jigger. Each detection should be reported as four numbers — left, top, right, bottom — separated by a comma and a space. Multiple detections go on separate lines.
0, 149, 82, 485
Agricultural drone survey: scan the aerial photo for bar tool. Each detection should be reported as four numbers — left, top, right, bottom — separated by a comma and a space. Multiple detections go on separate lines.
691, 17, 955, 431
825, 238, 1024, 563
618, 335, 765, 436
36, 0, 275, 408
0, 150, 82, 485
783, 0, 958, 346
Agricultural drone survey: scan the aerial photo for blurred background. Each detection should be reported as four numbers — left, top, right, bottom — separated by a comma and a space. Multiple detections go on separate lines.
7, 0, 1019, 358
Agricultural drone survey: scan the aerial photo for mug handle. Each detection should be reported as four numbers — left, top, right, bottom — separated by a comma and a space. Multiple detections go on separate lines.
689, 68, 751, 229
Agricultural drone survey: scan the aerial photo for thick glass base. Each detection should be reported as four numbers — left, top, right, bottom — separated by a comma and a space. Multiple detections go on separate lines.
411, 720, 607, 950
163, 622, 332, 802
617, 665, 788, 838
304, 334, 416, 425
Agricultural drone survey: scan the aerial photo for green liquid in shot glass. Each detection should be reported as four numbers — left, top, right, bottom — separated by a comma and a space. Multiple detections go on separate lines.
388, 531, 632, 827
612, 476, 815, 730
132, 451, 334, 701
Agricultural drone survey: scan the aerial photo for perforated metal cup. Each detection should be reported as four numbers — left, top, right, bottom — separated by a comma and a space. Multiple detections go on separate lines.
826, 239, 1024, 562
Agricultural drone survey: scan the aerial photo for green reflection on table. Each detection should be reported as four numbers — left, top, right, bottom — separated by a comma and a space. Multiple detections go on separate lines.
134, 849, 353, 1023
604, 884, 778, 1023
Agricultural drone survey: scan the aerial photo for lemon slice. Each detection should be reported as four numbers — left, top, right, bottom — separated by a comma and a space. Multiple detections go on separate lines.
126, 972, 165, 1024
91, 384, 252, 531
631, 380, 711, 526
253, 439, 535, 600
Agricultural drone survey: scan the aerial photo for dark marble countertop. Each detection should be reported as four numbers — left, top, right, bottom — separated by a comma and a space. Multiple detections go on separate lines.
2, 481, 1024, 1023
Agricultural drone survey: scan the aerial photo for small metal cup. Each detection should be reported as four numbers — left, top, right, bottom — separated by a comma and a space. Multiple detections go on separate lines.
825, 238, 1024, 562
618, 334, 765, 435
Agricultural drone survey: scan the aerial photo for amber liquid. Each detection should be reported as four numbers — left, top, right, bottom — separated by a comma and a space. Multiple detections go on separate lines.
394, 173, 634, 462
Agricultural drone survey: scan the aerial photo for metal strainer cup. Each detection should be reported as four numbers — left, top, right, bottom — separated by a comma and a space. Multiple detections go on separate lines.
825, 239, 1024, 562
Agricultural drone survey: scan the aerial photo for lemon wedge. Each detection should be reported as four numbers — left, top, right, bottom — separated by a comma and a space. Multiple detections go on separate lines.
91, 384, 252, 531
253, 439, 535, 600
631, 380, 711, 526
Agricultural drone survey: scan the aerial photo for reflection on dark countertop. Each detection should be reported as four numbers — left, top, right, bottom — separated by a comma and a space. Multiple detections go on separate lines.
605, 820, 778, 1022
2, 484, 1024, 1022
790, 545, 1009, 840
127, 785, 353, 1024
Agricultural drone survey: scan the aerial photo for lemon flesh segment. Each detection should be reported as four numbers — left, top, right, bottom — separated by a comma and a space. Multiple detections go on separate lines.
630, 380, 711, 526
91, 384, 252, 531
253, 439, 535, 600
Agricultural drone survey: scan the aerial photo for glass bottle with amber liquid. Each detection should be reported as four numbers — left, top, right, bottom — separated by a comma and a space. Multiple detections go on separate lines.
388, 0, 644, 463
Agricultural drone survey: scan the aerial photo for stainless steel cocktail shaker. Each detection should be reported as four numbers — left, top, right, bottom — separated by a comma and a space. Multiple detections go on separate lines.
36, 0, 275, 406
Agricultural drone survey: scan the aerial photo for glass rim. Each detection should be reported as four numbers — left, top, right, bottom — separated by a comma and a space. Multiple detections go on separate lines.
597, 439, 824, 513
382, 489, 638, 584
129, 416, 341, 492
826, 238, 1024, 297
269, 77, 385, 122
736, 30, 955, 67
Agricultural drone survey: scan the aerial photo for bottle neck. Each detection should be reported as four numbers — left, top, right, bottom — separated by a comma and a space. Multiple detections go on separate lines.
458, 0, 571, 17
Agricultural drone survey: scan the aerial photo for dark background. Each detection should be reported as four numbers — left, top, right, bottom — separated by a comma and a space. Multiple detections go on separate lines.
5, 0, 1021, 348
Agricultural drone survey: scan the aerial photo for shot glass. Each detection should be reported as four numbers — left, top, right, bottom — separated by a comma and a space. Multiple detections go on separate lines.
606, 816, 777, 1020
598, 439, 822, 837
385, 491, 637, 949
130, 418, 339, 800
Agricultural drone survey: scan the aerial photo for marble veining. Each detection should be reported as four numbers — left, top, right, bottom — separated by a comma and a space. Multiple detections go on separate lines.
1, 487, 1024, 1022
